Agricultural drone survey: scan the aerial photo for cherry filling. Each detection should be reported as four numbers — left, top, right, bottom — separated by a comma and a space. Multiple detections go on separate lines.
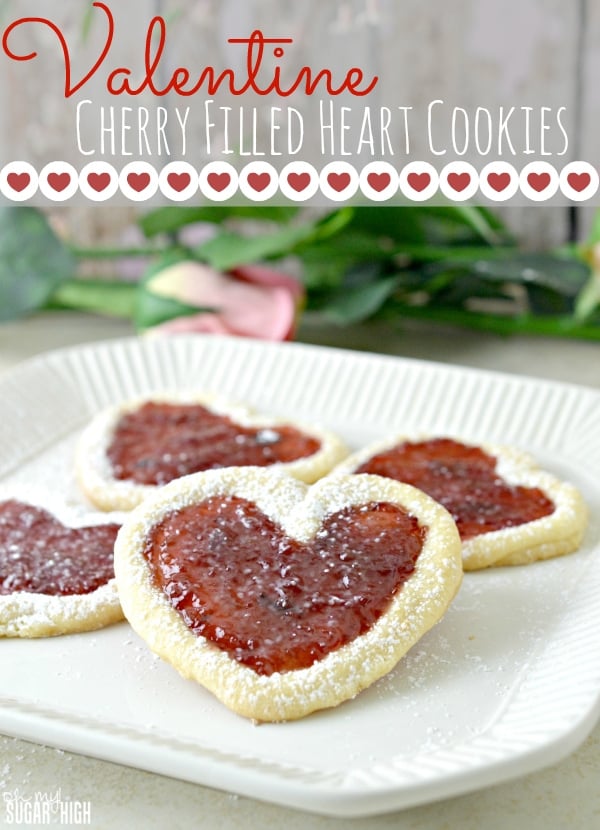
356, 438, 555, 540
144, 496, 426, 675
107, 402, 322, 486
0, 501, 119, 596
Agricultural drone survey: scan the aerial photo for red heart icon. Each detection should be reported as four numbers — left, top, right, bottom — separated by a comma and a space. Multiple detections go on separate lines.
167, 172, 191, 192
487, 172, 511, 193
327, 172, 351, 192
527, 172, 551, 193
447, 172, 471, 193
7, 172, 30, 193
287, 172, 311, 193
47, 172, 71, 193
207, 172, 231, 193
407, 172, 431, 193
127, 172, 151, 192
367, 172, 391, 192
247, 172, 271, 192
567, 172, 591, 193
87, 172, 111, 193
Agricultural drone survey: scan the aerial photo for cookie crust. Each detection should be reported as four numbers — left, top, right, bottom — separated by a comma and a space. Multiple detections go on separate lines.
332, 436, 588, 571
114, 468, 463, 722
0, 488, 124, 638
76, 393, 348, 512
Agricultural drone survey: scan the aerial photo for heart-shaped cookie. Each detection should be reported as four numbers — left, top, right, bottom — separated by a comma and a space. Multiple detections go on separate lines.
0, 488, 124, 638
332, 436, 588, 571
76, 394, 348, 512
114, 468, 462, 721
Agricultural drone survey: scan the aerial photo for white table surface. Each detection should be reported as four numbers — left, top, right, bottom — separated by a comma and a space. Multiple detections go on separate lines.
0, 312, 599, 830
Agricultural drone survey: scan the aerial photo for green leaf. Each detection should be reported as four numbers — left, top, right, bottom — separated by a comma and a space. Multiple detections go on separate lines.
301, 230, 392, 264
134, 290, 205, 332
412, 254, 590, 315
134, 251, 214, 331
344, 207, 428, 243
139, 208, 203, 238
420, 271, 516, 306
420, 207, 512, 246
575, 273, 600, 322
47, 279, 137, 318
343, 206, 512, 250
383, 302, 600, 340
297, 214, 399, 290
193, 211, 349, 272
420, 254, 589, 297
195, 224, 317, 271
447, 206, 506, 246
0, 207, 76, 322
140, 248, 191, 282
586, 209, 600, 246
469, 254, 589, 295
310, 208, 355, 239
469, 205, 508, 233
139, 205, 300, 238
300, 257, 352, 291
320, 276, 401, 324
392, 244, 516, 265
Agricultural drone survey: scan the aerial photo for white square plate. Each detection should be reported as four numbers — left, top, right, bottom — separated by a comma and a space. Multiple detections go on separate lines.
0, 335, 599, 818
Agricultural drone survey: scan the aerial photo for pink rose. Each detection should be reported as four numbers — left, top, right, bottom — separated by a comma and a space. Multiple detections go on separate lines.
145, 261, 304, 341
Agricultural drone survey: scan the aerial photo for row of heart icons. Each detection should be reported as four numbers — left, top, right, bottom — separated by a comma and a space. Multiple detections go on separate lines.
4, 168, 595, 196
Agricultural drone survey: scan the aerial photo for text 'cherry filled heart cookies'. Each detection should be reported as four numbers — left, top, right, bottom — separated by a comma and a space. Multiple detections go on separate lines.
76, 394, 348, 511
114, 468, 462, 721
332, 436, 588, 570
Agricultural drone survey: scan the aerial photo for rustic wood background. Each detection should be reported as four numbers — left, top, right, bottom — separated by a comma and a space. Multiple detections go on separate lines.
1, 0, 597, 248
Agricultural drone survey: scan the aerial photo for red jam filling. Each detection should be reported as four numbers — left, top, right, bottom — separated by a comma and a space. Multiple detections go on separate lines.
144, 496, 425, 675
0, 501, 119, 596
357, 438, 555, 540
107, 402, 322, 486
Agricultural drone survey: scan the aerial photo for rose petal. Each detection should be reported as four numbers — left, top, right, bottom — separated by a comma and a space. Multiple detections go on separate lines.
231, 264, 304, 300
147, 262, 299, 341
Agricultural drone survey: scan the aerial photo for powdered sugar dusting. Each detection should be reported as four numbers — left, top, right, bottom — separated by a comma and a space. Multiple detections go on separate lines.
0, 485, 126, 638
114, 468, 463, 721
76, 393, 349, 512
331, 434, 588, 570
0, 580, 121, 638
1, 337, 599, 809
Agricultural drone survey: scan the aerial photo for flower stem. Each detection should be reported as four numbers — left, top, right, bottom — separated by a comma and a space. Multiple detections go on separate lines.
389, 304, 600, 341
46, 279, 137, 318
67, 245, 161, 260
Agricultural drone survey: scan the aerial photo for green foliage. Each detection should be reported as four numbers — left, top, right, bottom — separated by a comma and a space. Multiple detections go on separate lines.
195, 225, 317, 271
290, 207, 597, 330
317, 275, 402, 324
575, 275, 600, 322
0, 208, 76, 322
0, 203, 598, 340
139, 205, 300, 238
48, 279, 137, 318
133, 251, 210, 331
134, 288, 203, 332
